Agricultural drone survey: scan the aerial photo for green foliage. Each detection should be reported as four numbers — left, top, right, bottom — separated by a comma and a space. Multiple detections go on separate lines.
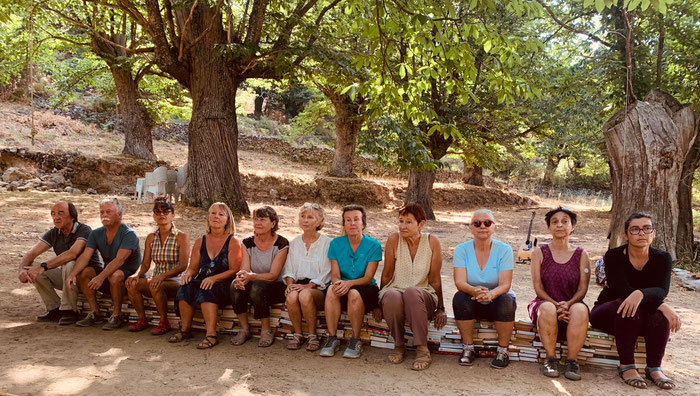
289, 96, 336, 145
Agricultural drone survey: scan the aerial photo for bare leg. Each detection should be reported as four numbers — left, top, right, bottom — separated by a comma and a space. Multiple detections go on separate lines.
151, 280, 178, 322
347, 290, 365, 338
299, 289, 323, 336
537, 302, 559, 357
456, 320, 476, 344
77, 267, 98, 313
286, 291, 303, 333
178, 300, 195, 331
324, 287, 341, 336
126, 278, 150, 319
495, 320, 515, 348
200, 302, 219, 337
566, 303, 589, 360
108, 270, 125, 316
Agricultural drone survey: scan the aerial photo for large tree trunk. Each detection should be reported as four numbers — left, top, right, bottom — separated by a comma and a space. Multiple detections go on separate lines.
541, 156, 560, 185
675, 107, 700, 259
110, 66, 155, 160
404, 132, 452, 220
183, 9, 249, 215
325, 90, 365, 177
462, 163, 484, 186
604, 89, 697, 259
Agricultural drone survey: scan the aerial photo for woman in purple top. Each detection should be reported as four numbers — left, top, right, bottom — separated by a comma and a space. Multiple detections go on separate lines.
528, 207, 590, 381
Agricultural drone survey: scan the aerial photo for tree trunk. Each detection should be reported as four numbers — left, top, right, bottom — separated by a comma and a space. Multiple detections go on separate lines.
676, 106, 700, 259
110, 66, 156, 160
182, 7, 249, 215
326, 91, 365, 177
462, 163, 484, 186
406, 169, 437, 218
541, 156, 560, 185
404, 132, 452, 220
604, 89, 697, 259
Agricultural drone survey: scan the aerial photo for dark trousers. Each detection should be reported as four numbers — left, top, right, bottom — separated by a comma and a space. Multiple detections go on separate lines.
230, 280, 286, 319
590, 299, 669, 367
452, 291, 516, 322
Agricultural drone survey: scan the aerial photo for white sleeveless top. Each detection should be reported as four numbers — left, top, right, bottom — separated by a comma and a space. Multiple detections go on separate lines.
379, 233, 437, 304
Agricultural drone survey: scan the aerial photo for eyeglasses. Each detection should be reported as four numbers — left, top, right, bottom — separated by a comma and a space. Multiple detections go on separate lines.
628, 225, 654, 235
471, 220, 494, 228
153, 209, 172, 215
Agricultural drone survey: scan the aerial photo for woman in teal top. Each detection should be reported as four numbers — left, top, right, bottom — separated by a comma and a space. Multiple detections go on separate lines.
320, 204, 382, 359
452, 209, 516, 369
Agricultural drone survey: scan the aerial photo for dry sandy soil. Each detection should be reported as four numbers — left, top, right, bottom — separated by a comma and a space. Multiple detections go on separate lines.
1, 103, 699, 395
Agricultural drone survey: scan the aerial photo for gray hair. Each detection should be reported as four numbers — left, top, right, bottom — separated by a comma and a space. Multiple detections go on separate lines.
472, 208, 495, 221
99, 197, 123, 214
299, 202, 325, 231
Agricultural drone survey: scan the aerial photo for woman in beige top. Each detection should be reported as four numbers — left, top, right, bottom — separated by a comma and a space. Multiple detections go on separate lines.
376, 203, 447, 370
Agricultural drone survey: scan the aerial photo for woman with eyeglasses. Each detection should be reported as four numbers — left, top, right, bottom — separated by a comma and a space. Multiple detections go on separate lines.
590, 212, 680, 390
126, 196, 190, 335
452, 209, 516, 369
281, 203, 331, 351
527, 207, 590, 381
170, 202, 242, 349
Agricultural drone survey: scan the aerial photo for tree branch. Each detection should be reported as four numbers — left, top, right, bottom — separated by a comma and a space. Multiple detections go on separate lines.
535, 0, 613, 48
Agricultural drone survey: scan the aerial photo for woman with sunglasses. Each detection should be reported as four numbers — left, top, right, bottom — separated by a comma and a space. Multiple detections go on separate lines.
590, 212, 680, 390
527, 207, 590, 381
452, 209, 516, 369
170, 202, 242, 349
126, 196, 190, 335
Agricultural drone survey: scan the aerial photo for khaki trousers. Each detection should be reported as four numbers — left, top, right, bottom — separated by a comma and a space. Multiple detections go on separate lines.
33, 260, 77, 311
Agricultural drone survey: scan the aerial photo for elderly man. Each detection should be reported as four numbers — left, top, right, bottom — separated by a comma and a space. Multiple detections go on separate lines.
67, 198, 142, 330
18, 201, 100, 325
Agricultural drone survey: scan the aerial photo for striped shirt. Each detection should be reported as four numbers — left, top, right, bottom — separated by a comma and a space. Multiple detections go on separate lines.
151, 225, 181, 276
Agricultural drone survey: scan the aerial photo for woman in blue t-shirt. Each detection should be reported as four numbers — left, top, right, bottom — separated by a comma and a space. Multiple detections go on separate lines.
319, 204, 382, 359
452, 209, 516, 369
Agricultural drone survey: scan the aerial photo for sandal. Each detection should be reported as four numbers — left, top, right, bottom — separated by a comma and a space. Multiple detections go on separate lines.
197, 335, 218, 349
306, 335, 321, 352
230, 329, 251, 346
287, 333, 305, 350
168, 328, 193, 343
618, 365, 647, 389
388, 345, 406, 364
258, 330, 275, 347
645, 367, 675, 390
411, 349, 432, 371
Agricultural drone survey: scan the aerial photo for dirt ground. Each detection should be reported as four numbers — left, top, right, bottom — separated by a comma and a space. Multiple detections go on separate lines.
1, 192, 699, 396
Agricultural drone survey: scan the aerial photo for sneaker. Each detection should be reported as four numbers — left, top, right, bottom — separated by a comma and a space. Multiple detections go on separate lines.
128, 318, 149, 332
76, 311, 103, 327
459, 347, 476, 366
151, 321, 172, 336
58, 311, 79, 325
37, 308, 62, 322
564, 359, 582, 381
543, 357, 560, 377
490, 347, 510, 369
102, 314, 126, 331
343, 337, 362, 359
319, 336, 340, 357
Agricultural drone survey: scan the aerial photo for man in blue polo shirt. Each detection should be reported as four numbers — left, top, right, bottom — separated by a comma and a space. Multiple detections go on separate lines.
67, 198, 141, 330
18, 201, 100, 325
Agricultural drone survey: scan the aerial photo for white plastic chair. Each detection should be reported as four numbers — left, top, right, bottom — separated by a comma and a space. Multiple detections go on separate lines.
143, 166, 169, 201
135, 178, 145, 201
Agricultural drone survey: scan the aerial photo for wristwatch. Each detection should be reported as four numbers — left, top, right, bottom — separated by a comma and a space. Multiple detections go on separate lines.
436, 306, 445, 311
40, 262, 49, 272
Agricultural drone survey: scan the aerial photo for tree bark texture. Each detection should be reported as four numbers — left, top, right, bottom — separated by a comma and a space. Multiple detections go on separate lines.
110, 65, 156, 160
92, 33, 155, 160
404, 132, 453, 220
541, 156, 561, 185
604, 89, 697, 259
462, 164, 484, 186
326, 91, 365, 178
180, 6, 250, 215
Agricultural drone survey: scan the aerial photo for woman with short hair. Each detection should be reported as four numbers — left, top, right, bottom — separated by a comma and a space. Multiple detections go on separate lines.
230, 206, 289, 348
452, 209, 516, 369
377, 203, 447, 370
282, 203, 332, 351
320, 204, 381, 359
528, 207, 590, 380
126, 196, 190, 335
590, 212, 681, 390
170, 202, 241, 349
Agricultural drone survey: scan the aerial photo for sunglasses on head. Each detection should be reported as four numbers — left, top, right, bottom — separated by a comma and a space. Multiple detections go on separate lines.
471, 219, 494, 227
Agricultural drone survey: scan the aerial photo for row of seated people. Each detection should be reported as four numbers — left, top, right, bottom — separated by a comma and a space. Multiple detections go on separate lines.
18, 198, 679, 389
